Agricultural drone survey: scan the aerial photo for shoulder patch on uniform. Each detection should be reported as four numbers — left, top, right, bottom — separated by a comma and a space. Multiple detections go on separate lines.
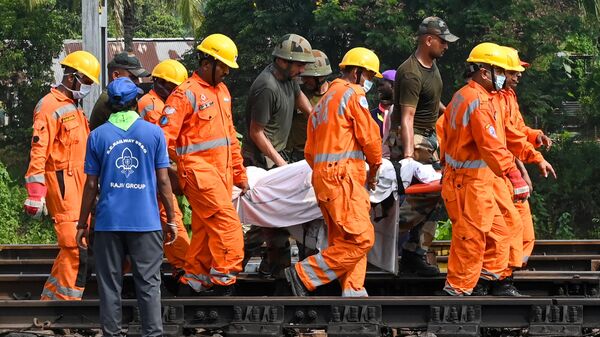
159, 115, 169, 126
359, 96, 369, 109
164, 106, 176, 115
485, 124, 497, 138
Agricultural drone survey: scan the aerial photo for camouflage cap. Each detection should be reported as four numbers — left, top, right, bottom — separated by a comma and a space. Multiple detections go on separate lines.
418, 16, 459, 43
301, 50, 332, 77
272, 33, 316, 63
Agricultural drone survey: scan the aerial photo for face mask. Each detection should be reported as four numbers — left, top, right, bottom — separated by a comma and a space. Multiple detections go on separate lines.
73, 83, 92, 99
494, 74, 506, 91
63, 74, 93, 100
363, 79, 373, 93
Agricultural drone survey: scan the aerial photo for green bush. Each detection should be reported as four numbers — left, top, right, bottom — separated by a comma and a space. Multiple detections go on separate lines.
0, 161, 54, 244
528, 137, 600, 239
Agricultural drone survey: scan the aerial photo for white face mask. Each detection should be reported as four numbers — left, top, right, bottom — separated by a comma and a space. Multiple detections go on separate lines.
362, 79, 374, 93
494, 74, 506, 91
63, 74, 93, 100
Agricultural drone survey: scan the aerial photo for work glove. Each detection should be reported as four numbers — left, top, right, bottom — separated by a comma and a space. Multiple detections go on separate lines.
24, 182, 48, 219
506, 169, 530, 202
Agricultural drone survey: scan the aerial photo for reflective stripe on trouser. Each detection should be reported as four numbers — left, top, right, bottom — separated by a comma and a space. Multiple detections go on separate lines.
41, 168, 87, 301
179, 167, 243, 289
491, 176, 524, 278
158, 194, 190, 271
295, 175, 375, 297
517, 200, 535, 264
442, 171, 509, 295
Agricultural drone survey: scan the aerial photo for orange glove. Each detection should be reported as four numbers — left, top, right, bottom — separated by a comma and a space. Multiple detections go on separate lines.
506, 169, 529, 201
24, 182, 47, 219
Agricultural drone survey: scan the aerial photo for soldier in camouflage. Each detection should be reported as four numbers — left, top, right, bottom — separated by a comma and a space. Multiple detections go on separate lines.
243, 34, 316, 284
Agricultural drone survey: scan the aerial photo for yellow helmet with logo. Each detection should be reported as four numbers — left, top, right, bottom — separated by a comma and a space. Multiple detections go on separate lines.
197, 33, 239, 69
501, 46, 526, 72
466, 42, 511, 70
60, 50, 101, 84
339, 47, 383, 78
152, 59, 189, 85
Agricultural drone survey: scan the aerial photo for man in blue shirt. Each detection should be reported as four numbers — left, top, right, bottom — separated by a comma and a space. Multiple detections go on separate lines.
76, 77, 177, 337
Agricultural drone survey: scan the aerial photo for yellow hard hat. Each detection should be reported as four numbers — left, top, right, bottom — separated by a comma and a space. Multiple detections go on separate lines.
197, 33, 239, 69
466, 42, 511, 70
60, 50, 101, 84
339, 47, 383, 78
152, 59, 189, 86
501, 46, 526, 72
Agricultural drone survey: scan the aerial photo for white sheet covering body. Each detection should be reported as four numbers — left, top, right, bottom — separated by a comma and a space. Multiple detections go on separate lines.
232, 159, 438, 274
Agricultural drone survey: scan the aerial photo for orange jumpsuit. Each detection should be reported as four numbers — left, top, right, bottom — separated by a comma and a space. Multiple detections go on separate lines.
25, 88, 88, 300
160, 72, 247, 291
295, 79, 382, 297
441, 80, 528, 295
137, 89, 190, 271
500, 88, 543, 266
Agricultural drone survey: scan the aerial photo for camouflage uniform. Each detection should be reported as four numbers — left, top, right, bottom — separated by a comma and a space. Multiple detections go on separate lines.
387, 129, 442, 256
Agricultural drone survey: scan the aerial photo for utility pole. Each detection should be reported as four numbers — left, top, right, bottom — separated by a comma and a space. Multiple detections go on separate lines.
82, 0, 108, 117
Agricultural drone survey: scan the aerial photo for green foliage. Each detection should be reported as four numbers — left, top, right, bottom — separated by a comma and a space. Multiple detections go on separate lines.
108, 0, 192, 38
0, 161, 54, 244
528, 138, 600, 239
435, 219, 452, 240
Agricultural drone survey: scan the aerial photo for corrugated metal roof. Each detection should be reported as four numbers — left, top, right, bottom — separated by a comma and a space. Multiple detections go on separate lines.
53, 38, 195, 84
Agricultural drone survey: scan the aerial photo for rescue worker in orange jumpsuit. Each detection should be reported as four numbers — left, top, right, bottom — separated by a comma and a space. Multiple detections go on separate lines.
137, 59, 191, 272
285, 47, 383, 297
440, 43, 554, 296
160, 34, 248, 296
24, 50, 100, 300
500, 47, 553, 267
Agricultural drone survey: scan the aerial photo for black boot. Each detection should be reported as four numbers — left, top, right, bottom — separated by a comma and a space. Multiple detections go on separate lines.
284, 266, 309, 297
491, 277, 522, 296
471, 279, 491, 296
399, 250, 440, 276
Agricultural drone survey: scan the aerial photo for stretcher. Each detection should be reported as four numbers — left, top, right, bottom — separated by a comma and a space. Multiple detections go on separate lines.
232, 159, 441, 274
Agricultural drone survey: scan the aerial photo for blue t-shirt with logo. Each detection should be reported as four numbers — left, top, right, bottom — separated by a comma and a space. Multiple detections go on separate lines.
84, 118, 170, 231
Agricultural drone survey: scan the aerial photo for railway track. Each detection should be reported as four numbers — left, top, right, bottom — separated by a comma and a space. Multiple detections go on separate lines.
1, 241, 599, 336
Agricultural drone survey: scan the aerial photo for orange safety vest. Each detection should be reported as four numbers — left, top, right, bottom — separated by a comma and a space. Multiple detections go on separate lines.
305, 78, 382, 175
25, 88, 89, 185
137, 89, 164, 125
160, 72, 246, 185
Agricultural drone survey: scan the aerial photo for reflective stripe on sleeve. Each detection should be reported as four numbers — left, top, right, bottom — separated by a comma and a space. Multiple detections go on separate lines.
25, 174, 45, 184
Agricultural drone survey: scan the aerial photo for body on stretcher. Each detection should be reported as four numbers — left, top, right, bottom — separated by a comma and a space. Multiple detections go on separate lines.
232, 159, 442, 274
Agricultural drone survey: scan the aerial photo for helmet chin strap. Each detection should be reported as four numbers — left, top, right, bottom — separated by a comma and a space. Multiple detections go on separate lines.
355, 68, 363, 85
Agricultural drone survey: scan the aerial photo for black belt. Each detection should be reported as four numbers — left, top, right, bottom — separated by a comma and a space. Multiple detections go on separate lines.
415, 128, 435, 137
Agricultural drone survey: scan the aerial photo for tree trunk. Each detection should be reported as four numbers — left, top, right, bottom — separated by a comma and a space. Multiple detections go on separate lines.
123, 0, 135, 52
